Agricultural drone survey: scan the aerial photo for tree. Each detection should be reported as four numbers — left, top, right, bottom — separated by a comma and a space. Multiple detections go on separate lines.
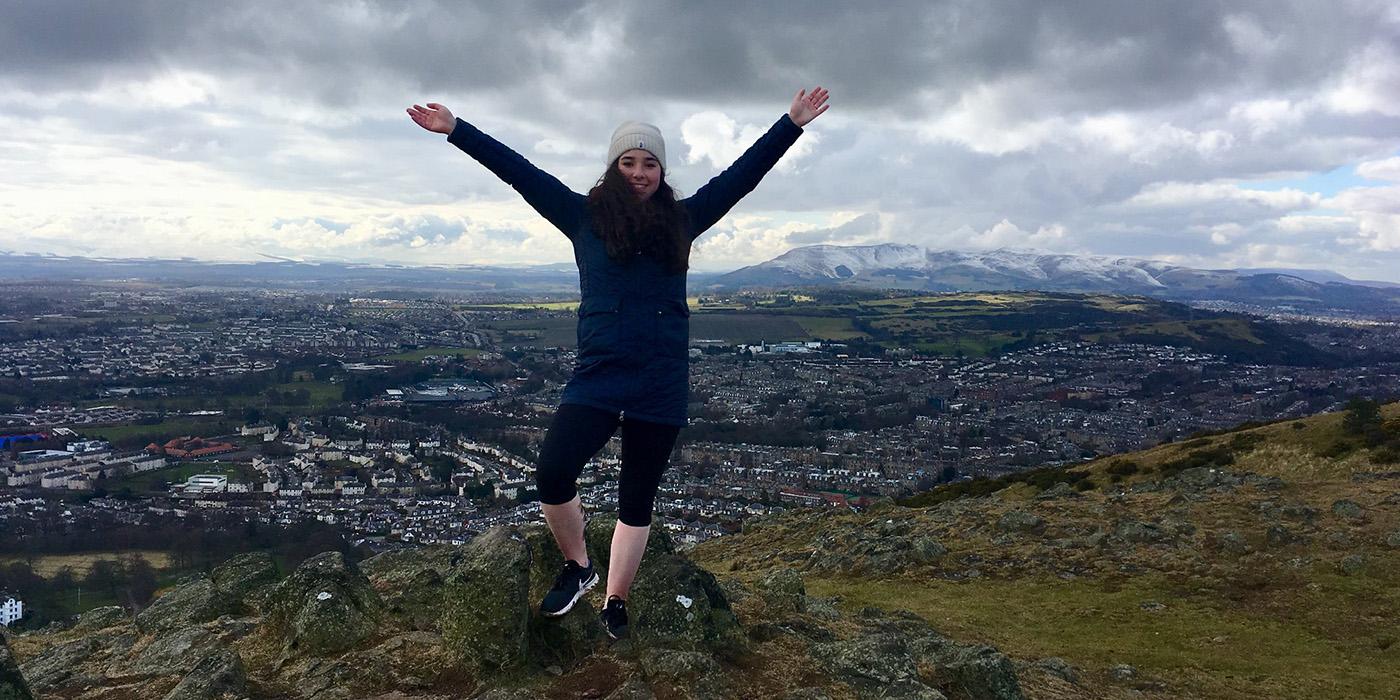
1342, 397, 1381, 437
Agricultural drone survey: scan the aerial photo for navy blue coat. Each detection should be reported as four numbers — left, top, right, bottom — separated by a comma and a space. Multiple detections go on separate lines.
448, 114, 804, 425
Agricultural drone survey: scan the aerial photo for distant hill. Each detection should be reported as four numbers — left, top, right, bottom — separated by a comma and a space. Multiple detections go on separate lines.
711, 245, 1400, 316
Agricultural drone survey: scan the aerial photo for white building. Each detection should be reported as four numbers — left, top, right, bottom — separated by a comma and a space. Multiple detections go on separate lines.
183, 474, 228, 493
0, 595, 22, 626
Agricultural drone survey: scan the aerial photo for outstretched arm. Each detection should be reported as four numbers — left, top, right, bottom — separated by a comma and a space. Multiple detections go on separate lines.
684, 87, 830, 238
408, 103, 583, 238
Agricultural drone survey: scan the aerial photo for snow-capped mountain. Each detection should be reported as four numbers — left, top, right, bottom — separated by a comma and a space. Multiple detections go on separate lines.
710, 244, 1400, 314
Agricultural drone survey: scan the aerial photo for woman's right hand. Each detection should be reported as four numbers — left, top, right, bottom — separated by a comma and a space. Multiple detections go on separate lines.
407, 102, 456, 134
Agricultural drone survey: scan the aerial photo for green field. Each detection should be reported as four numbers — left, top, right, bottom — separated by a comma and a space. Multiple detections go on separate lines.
470, 290, 1328, 362
116, 460, 257, 492
83, 417, 236, 443
85, 380, 343, 414
0, 550, 174, 577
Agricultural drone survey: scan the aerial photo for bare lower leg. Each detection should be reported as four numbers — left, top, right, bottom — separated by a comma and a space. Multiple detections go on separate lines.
606, 520, 651, 600
541, 495, 589, 567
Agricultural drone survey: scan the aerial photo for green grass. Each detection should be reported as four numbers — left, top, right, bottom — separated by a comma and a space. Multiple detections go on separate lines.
787, 316, 868, 340
83, 417, 234, 442
805, 572, 1400, 700
268, 380, 341, 406
116, 461, 256, 492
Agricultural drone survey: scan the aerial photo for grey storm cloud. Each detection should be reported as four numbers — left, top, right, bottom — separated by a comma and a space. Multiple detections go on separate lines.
2, 0, 1389, 114
3, 1, 1400, 278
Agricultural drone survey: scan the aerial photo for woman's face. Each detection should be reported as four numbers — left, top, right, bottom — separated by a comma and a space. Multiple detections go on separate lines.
616, 148, 661, 201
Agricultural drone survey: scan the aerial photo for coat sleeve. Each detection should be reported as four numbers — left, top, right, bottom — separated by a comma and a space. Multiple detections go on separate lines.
447, 118, 585, 238
682, 114, 804, 239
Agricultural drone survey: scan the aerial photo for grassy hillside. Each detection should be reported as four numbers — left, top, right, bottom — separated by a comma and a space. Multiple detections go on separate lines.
693, 402, 1400, 699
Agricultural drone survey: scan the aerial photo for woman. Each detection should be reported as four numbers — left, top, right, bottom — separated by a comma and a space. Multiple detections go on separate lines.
407, 87, 829, 640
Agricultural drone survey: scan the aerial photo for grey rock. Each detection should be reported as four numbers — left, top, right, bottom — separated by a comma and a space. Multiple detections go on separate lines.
162, 650, 247, 700
911, 537, 949, 564
18, 636, 101, 690
1114, 520, 1167, 544
1339, 554, 1367, 576
996, 511, 1045, 535
442, 527, 531, 674
209, 551, 279, 604
1036, 482, 1080, 500
803, 596, 842, 621
1265, 524, 1298, 548
139, 553, 280, 634
1242, 474, 1285, 490
1279, 503, 1318, 521
605, 676, 657, 700
877, 679, 949, 699
1386, 531, 1400, 549
1325, 531, 1354, 548
264, 551, 385, 656
779, 689, 834, 700
1032, 657, 1078, 684
814, 632, 918, 686
624, 550, 748, 658
640, 648, 720, 682
1170, 467, 1242, 491
471, 689, 544, 700
1108, 664, 1137, 682
0, 635, 34, 700
1216, 531, 1251, 555
72, 605, 128, 633
361, 546, 455, 631
910, 636, 1025, 700
756, 568, 806, 613
526, 596, 605, 670
136, 579, 232, 633
1331, 499, 1365, 520
122, 626, 224, 677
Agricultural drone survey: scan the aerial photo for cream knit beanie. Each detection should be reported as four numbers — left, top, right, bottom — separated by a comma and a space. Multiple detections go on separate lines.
606, 121, 666, 171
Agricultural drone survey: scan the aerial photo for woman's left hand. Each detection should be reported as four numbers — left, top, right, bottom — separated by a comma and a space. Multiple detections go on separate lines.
788, 86, 830, 127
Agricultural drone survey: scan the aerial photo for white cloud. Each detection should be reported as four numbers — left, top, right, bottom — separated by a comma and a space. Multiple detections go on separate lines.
1126, 182, 1319, 210
680, 111, 817, 174
1356, 156, 1400, 182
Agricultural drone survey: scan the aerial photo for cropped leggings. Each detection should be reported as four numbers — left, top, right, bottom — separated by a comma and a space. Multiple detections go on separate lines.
535, 402, 681, 527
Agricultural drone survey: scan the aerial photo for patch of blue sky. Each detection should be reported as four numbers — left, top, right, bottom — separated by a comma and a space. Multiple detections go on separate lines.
1236, 156, 1396, 197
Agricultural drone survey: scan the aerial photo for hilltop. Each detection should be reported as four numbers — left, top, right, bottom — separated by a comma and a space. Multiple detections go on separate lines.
2, 401, 1397, 699
692, 400, 1400, 699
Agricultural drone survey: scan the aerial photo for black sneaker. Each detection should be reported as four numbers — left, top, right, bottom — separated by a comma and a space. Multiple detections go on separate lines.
540, 559, 597, 617
600, 595, 629, 640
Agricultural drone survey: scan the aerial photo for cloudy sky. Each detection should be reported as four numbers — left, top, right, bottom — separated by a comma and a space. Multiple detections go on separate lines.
3, 1, 1400, 280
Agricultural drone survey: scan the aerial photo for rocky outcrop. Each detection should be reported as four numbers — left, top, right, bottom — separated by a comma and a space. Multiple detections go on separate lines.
263, 551, 384, 656
7, 520, 1035, 699
137, 551, 278, 633
441, 527, 533, 673
0, 634, 34, 700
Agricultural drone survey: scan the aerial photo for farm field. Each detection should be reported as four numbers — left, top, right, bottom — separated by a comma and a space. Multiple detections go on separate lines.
0, 550, 173, 578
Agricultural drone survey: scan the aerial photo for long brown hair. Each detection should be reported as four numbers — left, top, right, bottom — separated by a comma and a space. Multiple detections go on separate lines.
586, 162, 691, 274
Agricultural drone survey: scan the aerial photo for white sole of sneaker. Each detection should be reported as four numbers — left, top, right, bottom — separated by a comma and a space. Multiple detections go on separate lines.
541, 571, 598, 617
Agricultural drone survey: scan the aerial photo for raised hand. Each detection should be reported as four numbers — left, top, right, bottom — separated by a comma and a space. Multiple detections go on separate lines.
407, 102, 456, 135
788, 87, 830, 127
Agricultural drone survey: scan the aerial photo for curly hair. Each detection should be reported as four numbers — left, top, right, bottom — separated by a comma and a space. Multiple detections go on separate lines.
586, 163, 691, 274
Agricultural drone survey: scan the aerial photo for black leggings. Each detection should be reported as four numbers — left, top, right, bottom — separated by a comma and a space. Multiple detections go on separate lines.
535, 403, 681, 527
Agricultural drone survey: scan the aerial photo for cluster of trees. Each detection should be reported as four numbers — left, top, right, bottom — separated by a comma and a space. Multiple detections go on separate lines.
0, 555, 158, 628
0, 514, 356, 629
